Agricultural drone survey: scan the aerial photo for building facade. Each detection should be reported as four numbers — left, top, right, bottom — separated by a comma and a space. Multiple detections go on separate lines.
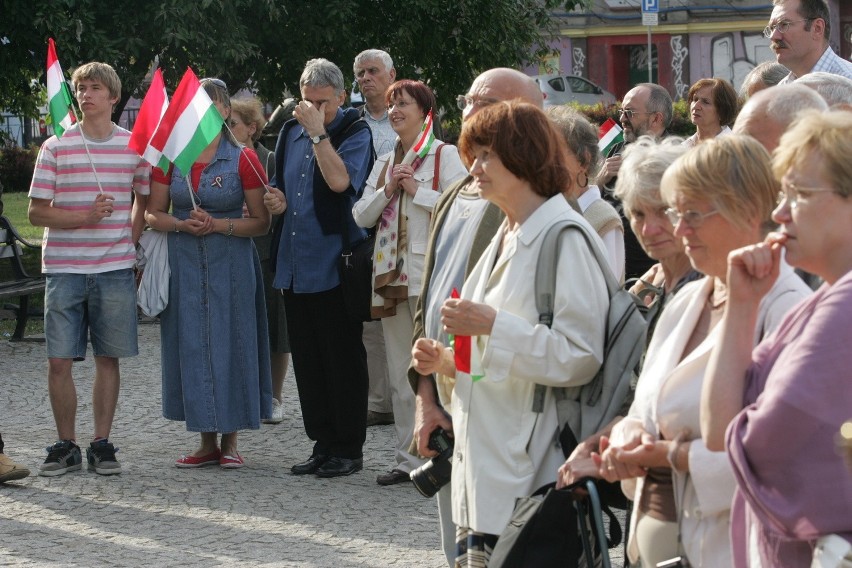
524, 0, 851, 100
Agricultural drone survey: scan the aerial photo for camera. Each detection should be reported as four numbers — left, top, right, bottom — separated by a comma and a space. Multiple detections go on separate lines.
411, 427, 454, 498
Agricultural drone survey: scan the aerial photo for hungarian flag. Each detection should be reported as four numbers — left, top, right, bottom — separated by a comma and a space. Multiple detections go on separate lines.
46, 38, 77, 138
148, 67, 223, 174
449, 288, 484, 382
598, 118, 624, 156
128, 68, 170, 172
401, 109, 435, 168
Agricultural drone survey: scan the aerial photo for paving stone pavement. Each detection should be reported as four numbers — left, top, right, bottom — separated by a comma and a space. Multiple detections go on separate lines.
0, 324, 625, 567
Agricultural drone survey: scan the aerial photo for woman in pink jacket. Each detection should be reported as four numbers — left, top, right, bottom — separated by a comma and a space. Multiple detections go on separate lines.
702, 110, 852, 567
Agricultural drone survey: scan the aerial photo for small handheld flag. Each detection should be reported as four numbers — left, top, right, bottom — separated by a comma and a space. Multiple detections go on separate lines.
128, 68, 170, 172
46, 38, 77, 138
401, 110, 435, 168
598, 118, 624, 156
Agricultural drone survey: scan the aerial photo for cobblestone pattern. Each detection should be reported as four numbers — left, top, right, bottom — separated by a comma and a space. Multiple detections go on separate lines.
0, 324, 625, 567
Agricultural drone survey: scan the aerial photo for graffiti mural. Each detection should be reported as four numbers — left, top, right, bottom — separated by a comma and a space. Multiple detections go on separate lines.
671, 35, 689, 100
711, 32, 775, 91
573, 47, 587, 77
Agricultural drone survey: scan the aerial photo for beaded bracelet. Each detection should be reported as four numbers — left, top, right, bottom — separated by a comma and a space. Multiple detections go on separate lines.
226, 218, 234, 237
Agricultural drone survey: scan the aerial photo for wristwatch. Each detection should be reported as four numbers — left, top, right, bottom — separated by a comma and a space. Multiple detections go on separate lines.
311, 133, 328, 145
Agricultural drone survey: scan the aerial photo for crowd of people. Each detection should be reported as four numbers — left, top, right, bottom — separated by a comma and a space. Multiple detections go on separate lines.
2, 0, 851, 566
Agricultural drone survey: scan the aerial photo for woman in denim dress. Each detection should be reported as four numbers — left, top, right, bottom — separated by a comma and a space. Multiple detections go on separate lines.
145, 78, 272, 469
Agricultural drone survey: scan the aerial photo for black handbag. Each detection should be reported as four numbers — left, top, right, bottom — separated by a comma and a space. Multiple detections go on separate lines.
489, 479, 618, 568
337, 228, 375, 323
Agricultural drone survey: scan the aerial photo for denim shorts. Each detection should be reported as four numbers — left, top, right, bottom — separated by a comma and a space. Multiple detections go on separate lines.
44, 269, 139, 360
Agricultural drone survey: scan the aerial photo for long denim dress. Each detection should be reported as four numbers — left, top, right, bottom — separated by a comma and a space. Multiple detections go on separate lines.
160, 137, 272, 432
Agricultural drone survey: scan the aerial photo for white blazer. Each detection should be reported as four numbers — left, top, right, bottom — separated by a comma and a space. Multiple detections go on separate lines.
450, 195, 610, 535
616, 262, 811, 566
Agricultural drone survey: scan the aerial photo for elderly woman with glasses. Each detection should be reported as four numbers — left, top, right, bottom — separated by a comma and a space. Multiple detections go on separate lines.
701, 110, 852, 567
352, 80, 467, 486
145, 78, 272, 469
683, 78, 738, 148
597, 135, 811, 567
412, 100, 609, 566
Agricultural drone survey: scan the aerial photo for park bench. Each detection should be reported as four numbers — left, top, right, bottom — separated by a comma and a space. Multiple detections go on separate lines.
0, 215, 45, 341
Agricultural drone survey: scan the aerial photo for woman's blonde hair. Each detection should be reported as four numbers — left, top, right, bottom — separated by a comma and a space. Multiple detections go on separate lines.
231, 98, 267, 143
773, 109, 852, 198
660, 134, 779, 233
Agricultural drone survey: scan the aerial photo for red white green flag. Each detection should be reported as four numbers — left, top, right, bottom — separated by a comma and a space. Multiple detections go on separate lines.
449, 288, 484, 382
149, 67, 223, 174
401, 109, 435, 168
128, 68, 170, 172
46, 38, 77, 138
598, 118, 624, 156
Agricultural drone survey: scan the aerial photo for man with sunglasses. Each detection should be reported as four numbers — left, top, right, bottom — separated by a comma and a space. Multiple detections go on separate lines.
767, 0, 852, 84
597, 83, 673, 280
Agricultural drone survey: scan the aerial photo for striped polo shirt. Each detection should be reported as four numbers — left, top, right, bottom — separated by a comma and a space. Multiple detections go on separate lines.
28, 124, 150, 274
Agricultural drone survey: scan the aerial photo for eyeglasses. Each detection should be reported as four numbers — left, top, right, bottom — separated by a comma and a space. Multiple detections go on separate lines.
618, 108, 652, 120
763, 18, 814, 38
456, 95, 499, 111
201, 78, 228, 91
665, 207, 719, 228
387, 100, 416, 111
228, 119, 241, 127
777, 182, 837, 209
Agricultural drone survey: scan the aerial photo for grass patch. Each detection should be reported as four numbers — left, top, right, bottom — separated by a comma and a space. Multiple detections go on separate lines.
2, 192, 43, 243
1, 192, 45, 338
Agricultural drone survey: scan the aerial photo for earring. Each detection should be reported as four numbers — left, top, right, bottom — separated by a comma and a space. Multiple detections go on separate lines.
577, 171, 589, 189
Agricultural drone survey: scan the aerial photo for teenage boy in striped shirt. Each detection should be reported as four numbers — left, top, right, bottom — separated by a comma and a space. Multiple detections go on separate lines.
28, 61, 150, 477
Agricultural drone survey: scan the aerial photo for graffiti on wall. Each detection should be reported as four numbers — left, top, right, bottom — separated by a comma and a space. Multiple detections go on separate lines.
711, 33, 775, 91
573, 47, 587, 77
671, 35, 689, 100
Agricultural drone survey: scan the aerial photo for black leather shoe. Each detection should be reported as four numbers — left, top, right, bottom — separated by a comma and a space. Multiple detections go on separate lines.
291, 454, 329, 475
376, 468, 411, 486
315, 457, 363, 478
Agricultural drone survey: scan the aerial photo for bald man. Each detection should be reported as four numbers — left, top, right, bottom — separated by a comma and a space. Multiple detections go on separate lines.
406, 68, 541, 565
733, 83, 827, 152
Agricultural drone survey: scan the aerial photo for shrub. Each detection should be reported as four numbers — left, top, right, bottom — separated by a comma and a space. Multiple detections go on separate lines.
0, 143, 39, 193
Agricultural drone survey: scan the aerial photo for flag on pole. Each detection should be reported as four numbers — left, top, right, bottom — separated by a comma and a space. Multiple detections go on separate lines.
449, 288, 484, 382
128, 68, 170, 171
148, 67, 223, 174
598, 118, 624, 156
401, 110, 435, 167
46, 38, 77, 138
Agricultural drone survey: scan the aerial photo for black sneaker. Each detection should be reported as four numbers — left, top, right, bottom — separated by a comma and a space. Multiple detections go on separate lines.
39, 440, 82, 477
86, 440, 122, 475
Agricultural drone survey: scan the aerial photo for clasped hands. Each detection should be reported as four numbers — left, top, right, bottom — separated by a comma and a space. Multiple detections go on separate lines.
557, 420, 688, 489
384, 164, 417, 198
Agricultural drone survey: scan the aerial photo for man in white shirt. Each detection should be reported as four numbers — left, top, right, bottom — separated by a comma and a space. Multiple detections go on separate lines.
353, 49, 397, 429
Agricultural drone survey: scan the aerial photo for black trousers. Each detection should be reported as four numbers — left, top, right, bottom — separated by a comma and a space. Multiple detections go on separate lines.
283, 286, 368, 459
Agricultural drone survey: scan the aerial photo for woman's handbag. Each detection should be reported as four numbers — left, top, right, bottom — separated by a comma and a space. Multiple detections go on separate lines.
338, 229, 375, 323
489, 479, 617, 568
136, 229, 169, 317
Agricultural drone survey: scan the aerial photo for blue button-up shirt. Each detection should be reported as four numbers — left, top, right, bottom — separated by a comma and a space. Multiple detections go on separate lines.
274, 108, 372, 293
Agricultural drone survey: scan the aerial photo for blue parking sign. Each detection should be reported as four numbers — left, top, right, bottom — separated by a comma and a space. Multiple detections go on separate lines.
642, 0, 659, 12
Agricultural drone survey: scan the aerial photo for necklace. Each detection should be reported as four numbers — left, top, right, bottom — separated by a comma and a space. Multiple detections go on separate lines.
708, 279, 728, 310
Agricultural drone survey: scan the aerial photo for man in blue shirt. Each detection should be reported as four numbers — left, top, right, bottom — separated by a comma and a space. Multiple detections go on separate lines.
265, 58, 373, 478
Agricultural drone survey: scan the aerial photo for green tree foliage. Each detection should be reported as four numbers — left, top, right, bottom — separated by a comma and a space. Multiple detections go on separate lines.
1, 0, 586, 121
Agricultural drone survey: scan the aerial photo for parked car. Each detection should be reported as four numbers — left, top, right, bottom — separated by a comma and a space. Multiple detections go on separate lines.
532, 74, 617, 107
